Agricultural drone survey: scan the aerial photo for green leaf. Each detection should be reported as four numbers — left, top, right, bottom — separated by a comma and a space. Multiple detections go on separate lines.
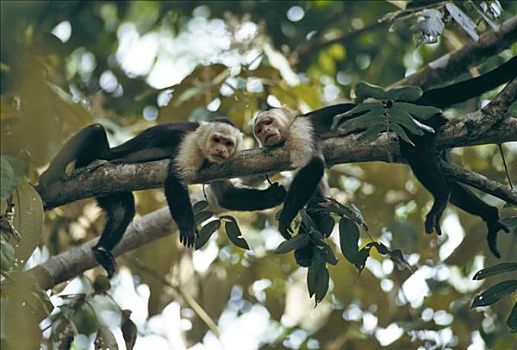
12, 180, 44, 264
307, 250, 329, 304
221, 215, 250, 250
355, 82, 387, 100
0, 155, 23, 200
339, 218, 360, 264
386, 85, 423, 102
507, 302, 517, 332
471, 280, 517, 308
0, 241, 16, 271
356, 123, 386, 143
194, 210, 214, 225
390, 123, 415, 146
95, 326, 119, 350
393, 102, 442, 119
121, 310, 137, 350
195, 219, 221, 250
390, 104, 429, 136
193, 200, 209, 213
337, 109, 383, 135
273, 233, 310, 254
333, 102, 380, 124
473, 262, 517, 280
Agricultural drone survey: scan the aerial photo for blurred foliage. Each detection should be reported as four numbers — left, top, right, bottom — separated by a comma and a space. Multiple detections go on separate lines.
1, 0, 517, 349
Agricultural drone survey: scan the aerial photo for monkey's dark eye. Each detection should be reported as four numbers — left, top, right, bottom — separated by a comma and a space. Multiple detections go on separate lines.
225, 141, 234, 147
213, 137, 220, 143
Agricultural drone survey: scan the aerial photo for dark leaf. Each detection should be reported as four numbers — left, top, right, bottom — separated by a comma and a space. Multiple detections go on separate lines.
321, 198, 368, 231
221, 215, 250, 250
372, 242, 413, 272
392, 102, 442, 119
195, 219, 221, 250
507, 302, 517, 332
339, 218, 360, 264
471, 280, 517, 308
192, 200, 210, 213
473, 262, 517, 280
336, 108, 383, 135
121, 310, 137, 350
194, 210, 214, 225
391, 123, 415, 146
273, 233, 310, 254
94, 326, 119, 350
411, 9, 445, 44
356, 124, 386, 144
390, 104, 434, 135
354, 247, 371, 272
445, 3, 479, 41
307, 250, 329, 304
386, 85, 422, 102
92, 275, 111, 295
320, 244, 338, 265
355, 82, 387, 100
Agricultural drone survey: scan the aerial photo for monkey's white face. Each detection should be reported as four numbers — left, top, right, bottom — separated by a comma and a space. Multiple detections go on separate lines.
199, 123, 242, 164
254, 109, 292, 146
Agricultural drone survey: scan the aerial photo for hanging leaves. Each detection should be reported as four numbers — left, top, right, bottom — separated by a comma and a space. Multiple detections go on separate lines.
194, 219, 221, 250
221, 215, 250, 250
471, 280, 517, 308
339, 217, 360, 265
307, 250, 329, 305
121, 310, 137, 350
273, 233, 310, 254
473, 262, 517, 280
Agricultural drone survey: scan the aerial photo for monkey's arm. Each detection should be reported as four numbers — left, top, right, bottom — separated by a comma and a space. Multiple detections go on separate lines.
164, 163, 197, 248
278, 156, 325, 238
210, 180, 287, 211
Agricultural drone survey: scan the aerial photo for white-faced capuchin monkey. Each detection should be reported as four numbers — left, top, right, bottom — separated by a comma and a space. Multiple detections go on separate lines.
40, 118, 286, 277
255, 55, 516, 261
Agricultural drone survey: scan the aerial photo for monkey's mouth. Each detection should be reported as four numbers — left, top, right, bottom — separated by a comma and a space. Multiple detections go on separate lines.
264, 133, 281, 146
210, 153, 229, 163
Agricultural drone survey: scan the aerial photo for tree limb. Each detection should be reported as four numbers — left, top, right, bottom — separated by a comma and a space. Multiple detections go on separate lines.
440, 162, 517, 204
35, 115, 517, 210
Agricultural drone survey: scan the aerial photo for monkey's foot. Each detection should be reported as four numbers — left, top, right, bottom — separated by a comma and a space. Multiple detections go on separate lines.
424, 215, 442, 235
92, 246, 117, 279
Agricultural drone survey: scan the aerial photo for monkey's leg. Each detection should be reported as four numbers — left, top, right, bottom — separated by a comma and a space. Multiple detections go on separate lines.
164, 164, 197, 248
210, 180, 287, 211
402, 145, 450, 235
93, 192, 135, 278
278, 156, 324, 238
448, 182, 509, 258
39, 124, 110, 185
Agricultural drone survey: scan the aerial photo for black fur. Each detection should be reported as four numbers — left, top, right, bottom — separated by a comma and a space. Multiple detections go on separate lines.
40, 120, 284, 277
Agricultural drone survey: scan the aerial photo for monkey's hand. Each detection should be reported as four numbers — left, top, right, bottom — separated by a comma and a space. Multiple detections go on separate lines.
179, 225, 198, 248
92, 246, 117, 279
486, 220, 509, 259
265, 183, 287, 206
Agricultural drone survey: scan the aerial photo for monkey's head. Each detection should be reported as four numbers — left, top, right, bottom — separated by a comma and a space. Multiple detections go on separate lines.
197, 122, 243, 164
254, 107, 297, 146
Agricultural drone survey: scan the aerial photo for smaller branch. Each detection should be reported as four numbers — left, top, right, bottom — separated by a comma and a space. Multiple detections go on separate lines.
123, 256, 220, 338
440, 162, 517, 204
394, 16, 517, 89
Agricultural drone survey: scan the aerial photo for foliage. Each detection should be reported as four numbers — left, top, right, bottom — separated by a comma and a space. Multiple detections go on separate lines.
1, 0, 516, 349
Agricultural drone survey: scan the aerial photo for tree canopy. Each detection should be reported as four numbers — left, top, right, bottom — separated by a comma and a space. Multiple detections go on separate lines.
1, 1, 516, 349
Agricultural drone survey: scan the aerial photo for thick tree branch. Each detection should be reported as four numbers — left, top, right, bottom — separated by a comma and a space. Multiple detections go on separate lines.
35, 115, 517, 210
28, 207, 175, 290
394, 16, 517, 89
